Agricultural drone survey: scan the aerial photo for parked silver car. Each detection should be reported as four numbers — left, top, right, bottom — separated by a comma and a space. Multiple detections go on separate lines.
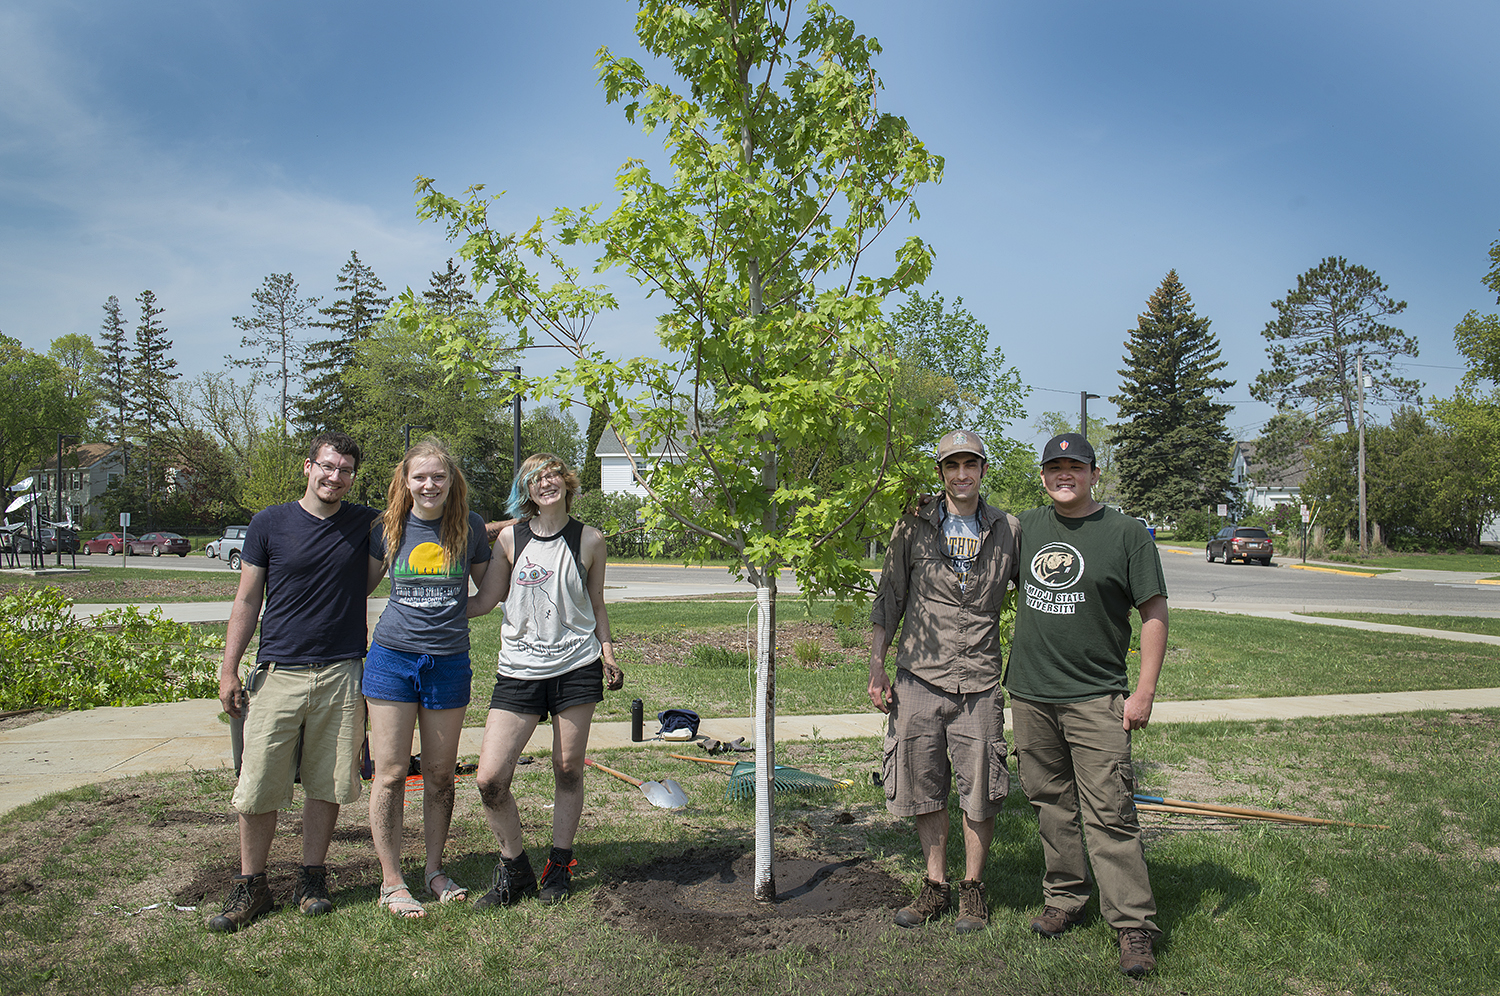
205, 525, 250, 569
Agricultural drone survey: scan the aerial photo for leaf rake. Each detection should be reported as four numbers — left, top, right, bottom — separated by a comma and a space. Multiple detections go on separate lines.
670, 754, 844, 800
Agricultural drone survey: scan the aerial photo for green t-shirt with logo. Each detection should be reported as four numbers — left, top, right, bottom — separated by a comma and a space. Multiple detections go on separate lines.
1003, 505, 1167, 704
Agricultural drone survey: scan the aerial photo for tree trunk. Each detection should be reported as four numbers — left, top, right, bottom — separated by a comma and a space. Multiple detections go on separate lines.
752, 579, 777, 901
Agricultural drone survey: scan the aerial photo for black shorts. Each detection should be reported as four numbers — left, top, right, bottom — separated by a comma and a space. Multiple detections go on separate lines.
489, 659, 604, 721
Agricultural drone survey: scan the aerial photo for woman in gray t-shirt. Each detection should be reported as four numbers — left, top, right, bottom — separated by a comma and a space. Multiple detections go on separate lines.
363, 438, 492, 917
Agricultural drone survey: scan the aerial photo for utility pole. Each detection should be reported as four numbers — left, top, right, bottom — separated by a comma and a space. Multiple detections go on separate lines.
1080, 392, 1100, 441
1357, 353, 1368, 558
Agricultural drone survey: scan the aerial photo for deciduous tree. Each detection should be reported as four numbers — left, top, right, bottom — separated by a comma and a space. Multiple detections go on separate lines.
1110, 271, 1236, 520
0, 335, 85, 492
1251, 256, 1419, 432
408, 0, 942, 897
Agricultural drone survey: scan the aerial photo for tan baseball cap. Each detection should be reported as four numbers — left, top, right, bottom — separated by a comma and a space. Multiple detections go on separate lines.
935, 429, 987, 462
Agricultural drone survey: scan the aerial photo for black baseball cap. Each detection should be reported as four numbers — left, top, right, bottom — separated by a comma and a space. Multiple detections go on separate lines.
1040, 433, 1095, 467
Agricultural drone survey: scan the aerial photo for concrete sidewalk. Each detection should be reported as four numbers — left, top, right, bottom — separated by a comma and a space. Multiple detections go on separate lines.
5, 688, 1499, 817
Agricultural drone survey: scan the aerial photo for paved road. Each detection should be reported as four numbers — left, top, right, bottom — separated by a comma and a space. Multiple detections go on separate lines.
1156, 544, 1500, 617
30, 543, 1500, 616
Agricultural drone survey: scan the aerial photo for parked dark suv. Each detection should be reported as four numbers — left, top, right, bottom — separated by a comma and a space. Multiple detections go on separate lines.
1206, 526, 1274, 566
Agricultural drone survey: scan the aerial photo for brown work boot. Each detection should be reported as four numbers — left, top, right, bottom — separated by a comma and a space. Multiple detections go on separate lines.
207, 872, 273, 933
1031, 904, 1086, 937
1118, 927, 1157, 977
952, 879, 988, 934
894, 877, 950, 928
293, 864, 333, 915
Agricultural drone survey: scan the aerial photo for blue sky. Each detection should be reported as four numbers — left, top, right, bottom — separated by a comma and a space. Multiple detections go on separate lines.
4, 0, 1498, 449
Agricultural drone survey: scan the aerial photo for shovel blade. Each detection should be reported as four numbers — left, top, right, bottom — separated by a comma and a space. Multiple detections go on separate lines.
641, 778, 689, 810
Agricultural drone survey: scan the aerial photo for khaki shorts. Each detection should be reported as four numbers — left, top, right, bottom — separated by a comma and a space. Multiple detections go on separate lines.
882, 670, 1010, 820
231, 659, 366, 815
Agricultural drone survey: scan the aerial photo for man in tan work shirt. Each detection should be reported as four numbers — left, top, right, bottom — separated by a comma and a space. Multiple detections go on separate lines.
868, 429, 1020, 934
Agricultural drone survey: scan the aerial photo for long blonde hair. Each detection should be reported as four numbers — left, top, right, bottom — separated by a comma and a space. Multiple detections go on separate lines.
380, 438, 471, 574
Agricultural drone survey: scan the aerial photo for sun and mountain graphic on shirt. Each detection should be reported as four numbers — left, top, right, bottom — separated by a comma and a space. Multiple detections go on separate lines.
391, 542, 462, 582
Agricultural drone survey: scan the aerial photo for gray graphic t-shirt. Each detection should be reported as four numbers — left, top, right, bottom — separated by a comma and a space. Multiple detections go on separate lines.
370, 511, 491, 655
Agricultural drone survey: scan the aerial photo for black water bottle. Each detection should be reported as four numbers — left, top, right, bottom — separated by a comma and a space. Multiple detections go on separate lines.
630, 698, 644, 742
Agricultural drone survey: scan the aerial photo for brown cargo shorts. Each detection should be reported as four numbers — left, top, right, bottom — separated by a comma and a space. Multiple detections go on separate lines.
881, 669, 1010, 819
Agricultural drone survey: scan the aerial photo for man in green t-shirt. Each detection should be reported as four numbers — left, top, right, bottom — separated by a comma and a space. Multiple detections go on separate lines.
1003, 433, 1168, 978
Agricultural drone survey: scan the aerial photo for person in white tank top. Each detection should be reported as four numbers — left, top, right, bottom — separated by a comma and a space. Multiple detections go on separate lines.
465, 453, 624, 908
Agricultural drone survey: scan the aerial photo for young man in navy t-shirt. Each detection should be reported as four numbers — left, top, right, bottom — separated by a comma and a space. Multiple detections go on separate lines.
208, 432, 380, 933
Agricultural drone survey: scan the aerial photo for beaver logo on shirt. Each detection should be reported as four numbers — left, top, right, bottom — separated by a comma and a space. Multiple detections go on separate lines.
1030, 542, 1084, 589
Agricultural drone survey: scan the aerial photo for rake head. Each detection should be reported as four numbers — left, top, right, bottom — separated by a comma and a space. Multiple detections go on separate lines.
724, 760, 839, 801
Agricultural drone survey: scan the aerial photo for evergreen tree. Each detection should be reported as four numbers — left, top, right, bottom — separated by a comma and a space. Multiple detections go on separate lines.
422, 258, 476, 315
132, 290, 178, 440
132, 289, 179, 527
1110, 271, 1236, 520
96, 295, 132, 470
1251, 256, 1419, 432
230, 273, 319, 432
299, 251, 391, 432
580, 399, 609, 492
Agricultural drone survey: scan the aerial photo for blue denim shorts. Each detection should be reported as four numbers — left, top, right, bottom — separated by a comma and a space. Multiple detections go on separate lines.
362, 641, 473, 711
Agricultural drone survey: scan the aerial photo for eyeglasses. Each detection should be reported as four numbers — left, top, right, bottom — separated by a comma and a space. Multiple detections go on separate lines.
312, 460, 356, 479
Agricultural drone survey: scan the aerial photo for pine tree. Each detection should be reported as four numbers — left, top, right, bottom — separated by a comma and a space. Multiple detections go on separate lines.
132, 290, 178, 439
132, 289, 178, 527
1251, 256, 1418, 432
299, 251, 391, 432
230, 273, 319, 433
1110, 271, 1236, 520
96, 296, 132, 471
580, 400, 609, 492
422, 259, 476, 315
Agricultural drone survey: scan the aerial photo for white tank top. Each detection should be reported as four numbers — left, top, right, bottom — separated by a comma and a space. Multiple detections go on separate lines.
497, 518, 601, 680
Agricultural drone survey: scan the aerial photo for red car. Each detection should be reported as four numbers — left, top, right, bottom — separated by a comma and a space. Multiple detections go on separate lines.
83, 531, 137, 555
129, 531, 191, 557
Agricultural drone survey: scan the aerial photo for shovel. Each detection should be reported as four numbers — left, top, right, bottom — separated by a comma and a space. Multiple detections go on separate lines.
584, 757, 689, 810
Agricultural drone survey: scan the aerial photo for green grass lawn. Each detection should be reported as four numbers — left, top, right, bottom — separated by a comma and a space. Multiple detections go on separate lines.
1, 709, 1495, 995
1321, 551, 1500, 571
459, 604, 1500, 726
1301, 611, 1500, 638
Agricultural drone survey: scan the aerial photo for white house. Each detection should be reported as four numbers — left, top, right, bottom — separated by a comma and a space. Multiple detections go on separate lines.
1230, 440, 1307, 512
594, 423, 689, 495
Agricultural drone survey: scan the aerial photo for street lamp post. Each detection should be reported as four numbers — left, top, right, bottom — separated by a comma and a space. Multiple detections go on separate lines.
403, 423, 433, 452
55, 433, 79, 567
1080, 392, 1100, 441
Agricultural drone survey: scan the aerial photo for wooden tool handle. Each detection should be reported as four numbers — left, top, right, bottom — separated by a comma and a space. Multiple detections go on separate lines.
584, 757, 642, 787
670, 754, 736, 765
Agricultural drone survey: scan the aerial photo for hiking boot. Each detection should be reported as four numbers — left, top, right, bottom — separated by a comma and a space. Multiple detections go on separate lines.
1031, 905, 1086, 937
538, 851, 577, 905
893, 877, 950, 928
206, 872, 273, 933
1118, 927, 1157, 977
474, 853, 538, 909
952, 879, 988, 934
293, 864, 333, 915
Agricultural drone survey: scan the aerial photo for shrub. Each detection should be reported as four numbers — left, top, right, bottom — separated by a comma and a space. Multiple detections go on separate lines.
687, 644, 744, 669
1172, 508, 1219, 543
792, 638, 822, 666
0, 585, 223, 710
836, 626, 865, 649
